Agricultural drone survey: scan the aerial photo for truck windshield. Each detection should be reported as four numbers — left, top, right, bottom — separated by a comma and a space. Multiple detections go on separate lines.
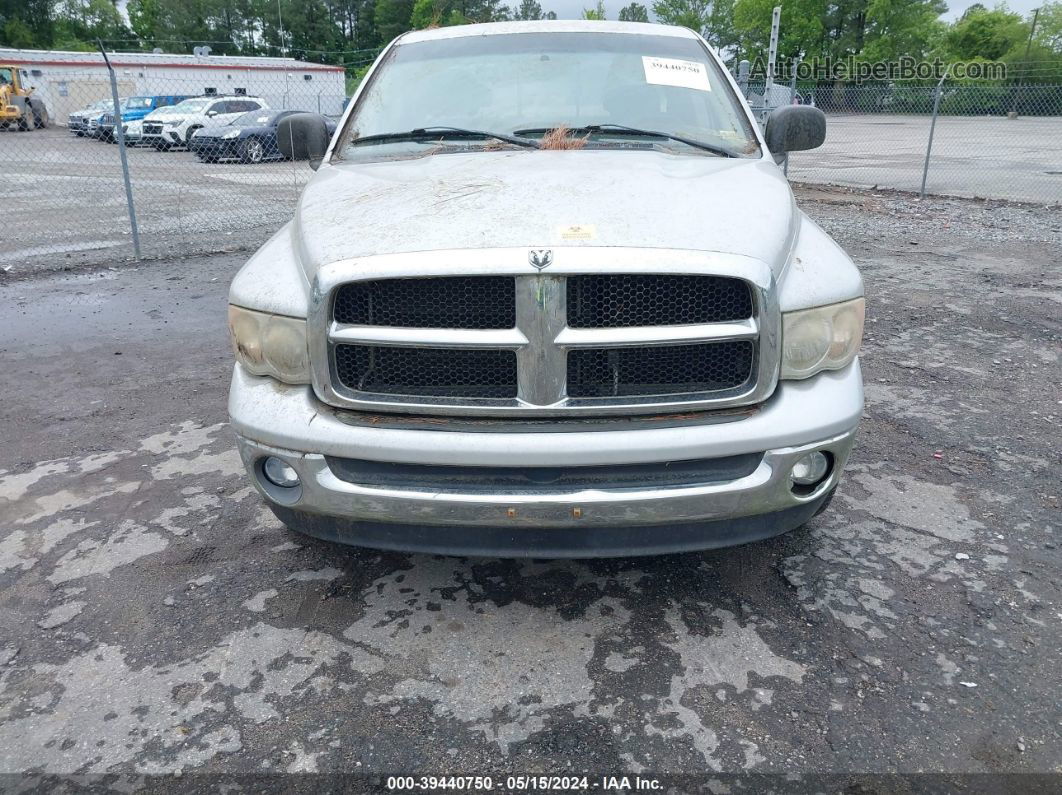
337, 32, 759, 161
125, 97, 153, 108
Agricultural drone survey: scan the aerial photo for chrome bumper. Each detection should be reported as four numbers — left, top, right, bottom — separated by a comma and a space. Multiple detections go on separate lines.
229, 361, 862, 544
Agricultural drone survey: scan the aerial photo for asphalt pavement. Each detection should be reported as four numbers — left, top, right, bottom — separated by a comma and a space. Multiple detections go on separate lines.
0, 187, 1059, 785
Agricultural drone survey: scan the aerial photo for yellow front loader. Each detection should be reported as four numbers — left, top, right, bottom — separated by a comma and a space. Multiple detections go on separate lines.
0, 64, 49, 131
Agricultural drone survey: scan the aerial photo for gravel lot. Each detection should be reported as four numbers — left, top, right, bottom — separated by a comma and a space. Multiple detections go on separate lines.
2, 117, 1059, 276
1, 126, 312, 271
0, 187, 1059, 785
788, 114, 1062, 204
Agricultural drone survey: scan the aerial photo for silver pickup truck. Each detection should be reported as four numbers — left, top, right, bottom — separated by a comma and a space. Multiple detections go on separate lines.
227, 21, 864, 557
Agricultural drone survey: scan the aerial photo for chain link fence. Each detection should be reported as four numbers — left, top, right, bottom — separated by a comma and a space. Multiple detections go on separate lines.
2, 50, 1060, 272
741, 79, 1062, 204
1, 51, 362, 271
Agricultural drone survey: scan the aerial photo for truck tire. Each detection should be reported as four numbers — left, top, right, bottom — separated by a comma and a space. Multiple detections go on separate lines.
28, 100, 49, 129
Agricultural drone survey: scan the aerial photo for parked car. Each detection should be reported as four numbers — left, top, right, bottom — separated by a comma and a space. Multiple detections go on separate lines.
227, 22, 863, 558
190, 110, 338, 164
122, 118, 145, 146
86, 100, 126, 138
142, 95, 268, 150
98, 94, 191, 142
67, 99, 111, 135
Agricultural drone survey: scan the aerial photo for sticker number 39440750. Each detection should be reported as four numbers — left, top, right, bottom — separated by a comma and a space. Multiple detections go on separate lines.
641, 56, 712, 92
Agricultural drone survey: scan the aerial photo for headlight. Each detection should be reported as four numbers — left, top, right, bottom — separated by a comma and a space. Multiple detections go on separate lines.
780, 298, 865, 380
228, 306, 311, 384
221, 129, 240, 139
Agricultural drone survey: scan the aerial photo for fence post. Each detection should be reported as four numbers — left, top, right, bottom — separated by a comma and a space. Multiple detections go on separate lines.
737, 59, 750, 100
920, 65, 951, 199
98, 40, 141, 260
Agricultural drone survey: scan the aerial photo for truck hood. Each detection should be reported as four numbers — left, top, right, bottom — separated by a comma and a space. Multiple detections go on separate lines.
293, 150, 797, 278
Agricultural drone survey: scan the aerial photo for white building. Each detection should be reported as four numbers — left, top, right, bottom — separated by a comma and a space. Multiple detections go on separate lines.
0, 48, 348, 123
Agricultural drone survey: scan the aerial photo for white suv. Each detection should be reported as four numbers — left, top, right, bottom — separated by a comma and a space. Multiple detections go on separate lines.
143, 96, 268, 150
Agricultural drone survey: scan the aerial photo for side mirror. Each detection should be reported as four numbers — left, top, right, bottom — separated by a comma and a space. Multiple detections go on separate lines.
763, 105, 826, 154
206, 110, 218, 117
277, 113, 332, 170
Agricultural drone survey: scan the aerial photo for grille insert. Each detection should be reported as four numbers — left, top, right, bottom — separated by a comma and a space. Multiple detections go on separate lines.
567, 275, 753, 328
326, 453, 762, 491
567, 342, 754, 398
334, 345, 517, 399
334, 277, 515, 329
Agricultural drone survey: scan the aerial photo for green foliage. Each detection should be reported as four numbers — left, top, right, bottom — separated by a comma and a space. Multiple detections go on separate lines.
374, 0, 415, 42
512, 0, 544, 19
862, 0, 947, 61
618, 3, 649, 22
733, 0, 825, 61
3, 17, 37, 48
653, 0, 711, 33
1037, 2, 1062, 52
582, 0, 606, 19
0, 0, 1058, 94
53, 0, 131, 48
942, 5, 1026, 61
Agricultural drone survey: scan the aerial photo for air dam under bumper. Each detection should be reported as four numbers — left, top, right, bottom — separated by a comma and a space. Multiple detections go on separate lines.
229, 361, 862, 557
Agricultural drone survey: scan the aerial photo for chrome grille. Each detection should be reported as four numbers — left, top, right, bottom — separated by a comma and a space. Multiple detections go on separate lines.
334, 345, 517, 398
567, 341, 755, 398
567, 274, 752, 328
143, 123, 163, 135
312, 250, 779, 417
334, 277, 515, 328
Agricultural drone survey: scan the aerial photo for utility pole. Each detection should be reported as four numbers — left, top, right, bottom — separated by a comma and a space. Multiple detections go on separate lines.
1010, 7, 1040, 117
278, 0, 286, 56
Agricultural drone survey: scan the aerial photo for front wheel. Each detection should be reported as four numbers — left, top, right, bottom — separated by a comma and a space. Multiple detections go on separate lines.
239, 138, 265, 164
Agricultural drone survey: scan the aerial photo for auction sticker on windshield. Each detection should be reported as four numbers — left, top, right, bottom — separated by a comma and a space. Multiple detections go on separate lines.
642, 56, 712, 91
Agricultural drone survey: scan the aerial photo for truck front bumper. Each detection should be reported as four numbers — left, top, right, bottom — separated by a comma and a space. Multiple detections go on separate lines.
229, 362, 862, 557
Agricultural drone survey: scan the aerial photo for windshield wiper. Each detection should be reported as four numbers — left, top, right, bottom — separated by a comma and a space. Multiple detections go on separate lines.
514, 124, 737, 158
351, 126, 537, 149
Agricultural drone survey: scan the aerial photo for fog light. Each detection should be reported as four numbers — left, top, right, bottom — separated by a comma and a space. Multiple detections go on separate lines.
791, 451, 829, 486
262, 456, 300, 488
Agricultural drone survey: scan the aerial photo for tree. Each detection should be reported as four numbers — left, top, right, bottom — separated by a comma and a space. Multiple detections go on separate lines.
374, 0, 415, 42
619, 2, 649, 21
704, 0, 736, 50
2, 17, 37, 48
511, 0, 543, 19
942, 5, 1026, 61
582, 0, 606, 19
1034, 2, 1062, 52
0, 0, 54, 48
732, 0, 825, 62
653, 0, 711, 33
53, 0, 132, 50
127, 0, 162, 42
861, 0, 947, 62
